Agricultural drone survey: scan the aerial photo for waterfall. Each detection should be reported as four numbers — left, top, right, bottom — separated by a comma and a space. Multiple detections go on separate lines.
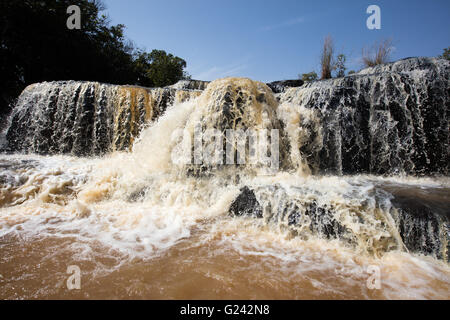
0, 58, 449, 299
4, 81, 203, 155
276, 57, 449, 175
4, 58, 448, 175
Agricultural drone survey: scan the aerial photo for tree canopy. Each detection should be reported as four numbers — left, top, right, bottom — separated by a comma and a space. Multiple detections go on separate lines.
0, 0, 190, 119
134, 50, 191, 88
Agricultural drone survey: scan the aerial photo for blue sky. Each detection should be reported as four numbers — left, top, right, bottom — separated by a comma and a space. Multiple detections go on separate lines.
102, 0, 450, 82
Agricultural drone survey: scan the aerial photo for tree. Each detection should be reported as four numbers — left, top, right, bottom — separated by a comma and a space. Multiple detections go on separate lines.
439, 47, 450, 60
134, 50, 190, 88
334, 54, 347, 78
362, 39, 393, 67
0, 0, 189, 120
348, 70, 356, 75
301, 72, 318, 82
320, 35, 335, 80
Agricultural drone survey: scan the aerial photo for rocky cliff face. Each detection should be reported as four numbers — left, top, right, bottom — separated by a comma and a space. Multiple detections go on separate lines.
277, 57, 449, 175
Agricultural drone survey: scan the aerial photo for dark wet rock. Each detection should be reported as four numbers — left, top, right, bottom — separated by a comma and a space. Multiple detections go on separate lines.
383, 185, 450, 262
395, 206, 448, 262
280, 57, 450, 175
231, 183, 449, 261
127, 188, 148, 202
306, 201, 346, 238
287, 201, 346, 239
266, 79, 304, 93
230, 185, 346, 239
229, 186, 263, 218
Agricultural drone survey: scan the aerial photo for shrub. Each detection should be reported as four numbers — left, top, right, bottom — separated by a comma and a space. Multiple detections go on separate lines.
362, 39, 393, 67
320, 35, 335, 79
301, 71, 318, 82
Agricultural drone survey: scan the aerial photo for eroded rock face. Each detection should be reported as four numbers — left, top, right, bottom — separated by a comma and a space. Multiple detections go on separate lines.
229, 185, 353, 243
278, 57, 450, 175
229, 186, 263, 218
229, 183, 449, 261
383, 184, 450, 261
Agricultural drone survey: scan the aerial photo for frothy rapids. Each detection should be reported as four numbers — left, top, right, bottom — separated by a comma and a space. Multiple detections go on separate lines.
1, 68, 449, 299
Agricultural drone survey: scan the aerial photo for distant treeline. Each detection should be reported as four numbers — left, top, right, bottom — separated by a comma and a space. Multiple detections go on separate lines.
0, 0, 190, 119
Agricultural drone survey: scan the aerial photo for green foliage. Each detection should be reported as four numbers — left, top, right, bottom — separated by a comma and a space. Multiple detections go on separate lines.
348, 70, 356, 75
134, 50, 189, 88
334, 54, 347, 78
439, 47, 450, 60
0, 0, 189, 119
301, 72, 318, 82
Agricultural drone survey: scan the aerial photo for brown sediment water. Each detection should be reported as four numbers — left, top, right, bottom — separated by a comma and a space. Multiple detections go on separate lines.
0, 218, 449, 300
0, 154, 448, 300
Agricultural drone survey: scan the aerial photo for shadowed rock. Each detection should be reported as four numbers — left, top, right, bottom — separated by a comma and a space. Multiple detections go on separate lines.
266, 79, 304, 93
279, 57, 449, 175
288, 201, 346, 239
229, 186, 346, 239
381, 184, 450, 262
229, 186, 263, 218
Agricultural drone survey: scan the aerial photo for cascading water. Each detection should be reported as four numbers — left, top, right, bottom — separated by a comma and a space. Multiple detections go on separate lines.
4, 81, 203, 155
276, 57, 449, 175
0, 57, 449, 299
